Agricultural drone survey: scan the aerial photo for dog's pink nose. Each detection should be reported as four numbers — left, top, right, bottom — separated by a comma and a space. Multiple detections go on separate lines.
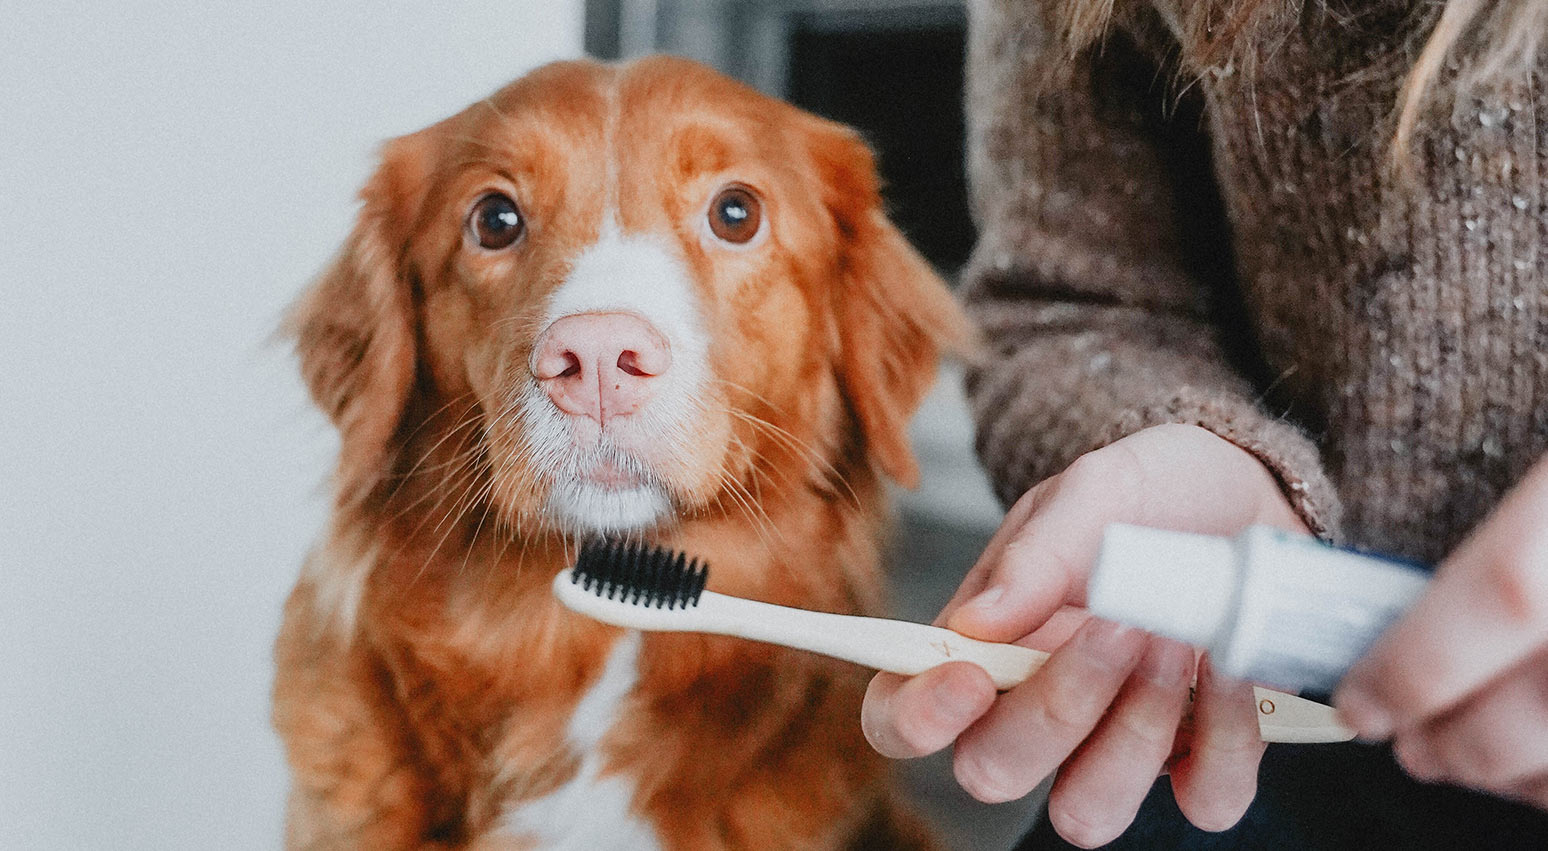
532, 312, 672, 424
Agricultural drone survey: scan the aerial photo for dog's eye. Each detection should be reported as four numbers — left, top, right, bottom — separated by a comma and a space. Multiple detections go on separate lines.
707, 186, 761, 244
468, 193, 525, 250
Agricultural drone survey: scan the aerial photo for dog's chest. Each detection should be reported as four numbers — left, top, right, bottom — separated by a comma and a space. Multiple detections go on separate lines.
495, 630, 660, 850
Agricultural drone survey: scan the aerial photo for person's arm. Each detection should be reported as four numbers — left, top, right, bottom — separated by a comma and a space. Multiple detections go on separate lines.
863, 5, 1343, 846
961, 0, 1340, 538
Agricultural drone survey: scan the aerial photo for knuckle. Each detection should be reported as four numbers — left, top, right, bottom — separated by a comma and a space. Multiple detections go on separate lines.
1485, 549, 1548, 626
1065, 443, 1147, 516
1207, 736, 1269, 764
1196, 733, 1265, 764
1063, 445, 1142, 496
1038, 694, 1100, 740
1358, 658, 1440, 719
1110, 712, 1183, 755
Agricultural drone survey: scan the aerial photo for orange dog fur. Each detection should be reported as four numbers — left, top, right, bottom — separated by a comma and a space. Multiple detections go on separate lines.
274, 56, 968, 850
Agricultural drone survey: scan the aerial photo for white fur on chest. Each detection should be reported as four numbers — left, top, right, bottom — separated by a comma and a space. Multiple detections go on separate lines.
497, 631, 660, 850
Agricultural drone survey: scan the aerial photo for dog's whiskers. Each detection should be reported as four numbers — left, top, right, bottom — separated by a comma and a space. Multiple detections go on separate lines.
389, 437, 489, 557
384, 399, 483, 501
712, 377, 792, 418
722, 430, 796, 501
381, 429, 487, 529
450, 473, 504, 582
489, 312, 549, 336
410, 451, 499, 588
714, 467, 781, 553
722, 407, 862, 510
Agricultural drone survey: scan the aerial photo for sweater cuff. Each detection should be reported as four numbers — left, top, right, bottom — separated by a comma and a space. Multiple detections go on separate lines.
1095, 388, 1344, 543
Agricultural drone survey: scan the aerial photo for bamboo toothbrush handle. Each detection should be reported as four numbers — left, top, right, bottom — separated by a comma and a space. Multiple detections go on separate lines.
698, 592, 1353, 744
710, 594, 1043, 687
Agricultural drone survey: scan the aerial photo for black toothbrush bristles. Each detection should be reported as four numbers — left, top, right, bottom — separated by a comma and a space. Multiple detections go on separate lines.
572, 540, 710, 609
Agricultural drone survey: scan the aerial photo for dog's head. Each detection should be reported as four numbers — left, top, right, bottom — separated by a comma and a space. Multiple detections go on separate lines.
292, 57, 967, 537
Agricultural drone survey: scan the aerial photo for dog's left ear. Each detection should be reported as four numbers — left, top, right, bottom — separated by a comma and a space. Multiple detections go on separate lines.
806, 121, 973, 488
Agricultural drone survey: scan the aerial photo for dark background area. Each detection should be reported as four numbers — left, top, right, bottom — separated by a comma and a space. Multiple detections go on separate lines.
586, 0, 977, 277
787, 16, 977, 274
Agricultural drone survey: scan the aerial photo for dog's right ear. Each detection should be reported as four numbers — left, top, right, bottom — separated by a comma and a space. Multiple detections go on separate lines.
288, 129, 438, 505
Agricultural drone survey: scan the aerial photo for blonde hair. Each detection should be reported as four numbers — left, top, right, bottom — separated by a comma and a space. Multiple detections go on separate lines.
1053, 0, 1547, 167
1393, 0, 1547, 161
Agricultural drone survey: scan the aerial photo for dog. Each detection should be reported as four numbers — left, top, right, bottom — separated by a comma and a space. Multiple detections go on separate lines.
273, 55, 968, 849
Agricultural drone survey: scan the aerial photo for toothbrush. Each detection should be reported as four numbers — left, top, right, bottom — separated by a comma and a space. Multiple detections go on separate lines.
552, 540, 1355, 744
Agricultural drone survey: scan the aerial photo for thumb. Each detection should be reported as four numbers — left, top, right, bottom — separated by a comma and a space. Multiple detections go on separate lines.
949, 426, 1314, 642
948, 451, 1143, 642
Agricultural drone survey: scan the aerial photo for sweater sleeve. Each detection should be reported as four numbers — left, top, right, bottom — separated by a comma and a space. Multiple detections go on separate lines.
960, 0, 1342, 540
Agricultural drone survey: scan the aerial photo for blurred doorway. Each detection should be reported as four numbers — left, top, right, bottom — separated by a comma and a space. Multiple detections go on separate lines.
587, 0, 977, 276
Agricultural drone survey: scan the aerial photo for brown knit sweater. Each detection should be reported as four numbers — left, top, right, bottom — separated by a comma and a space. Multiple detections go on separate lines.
961, 0, 1548, 563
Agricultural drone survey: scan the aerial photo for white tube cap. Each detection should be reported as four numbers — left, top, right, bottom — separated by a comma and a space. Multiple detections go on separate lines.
1088, 524, 1237, 648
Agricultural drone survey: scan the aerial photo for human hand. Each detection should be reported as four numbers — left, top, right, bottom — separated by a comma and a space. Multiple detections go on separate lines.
1336, 457, 1548, 808
862, 424, 1310, 847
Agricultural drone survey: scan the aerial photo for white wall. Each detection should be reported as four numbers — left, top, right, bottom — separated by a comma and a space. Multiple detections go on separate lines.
0, 4, 583, 848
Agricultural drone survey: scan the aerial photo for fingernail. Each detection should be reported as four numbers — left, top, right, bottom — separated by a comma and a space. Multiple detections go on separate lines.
945, 587, 1007, 631
1199, 653, 1242, 689
1138, 639, 1194, 688
961, 585, 1004, 613
1081, 618, 1141, 662
1335, 688, 1393, 740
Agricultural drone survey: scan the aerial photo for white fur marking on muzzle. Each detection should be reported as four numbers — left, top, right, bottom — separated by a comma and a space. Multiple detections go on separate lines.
528, 221, 710, 533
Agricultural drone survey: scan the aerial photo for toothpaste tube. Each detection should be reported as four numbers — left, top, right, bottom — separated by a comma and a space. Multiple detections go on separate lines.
1088, 524, 1430, 694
